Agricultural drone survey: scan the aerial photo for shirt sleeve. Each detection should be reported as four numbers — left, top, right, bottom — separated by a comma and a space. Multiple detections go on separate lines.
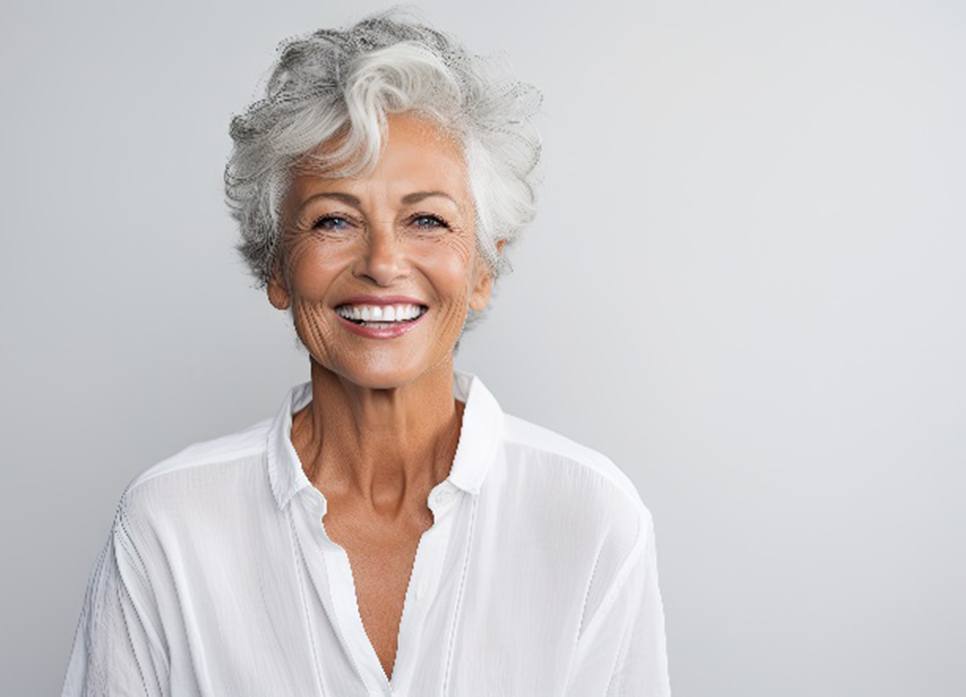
61, 496, 171, 697
563, 512, 671, 697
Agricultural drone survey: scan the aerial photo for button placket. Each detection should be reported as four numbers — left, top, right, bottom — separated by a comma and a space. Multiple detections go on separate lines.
389, 489, 463, 693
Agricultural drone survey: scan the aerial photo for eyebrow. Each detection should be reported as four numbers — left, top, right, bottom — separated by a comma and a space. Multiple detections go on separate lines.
299, 190, 458, 211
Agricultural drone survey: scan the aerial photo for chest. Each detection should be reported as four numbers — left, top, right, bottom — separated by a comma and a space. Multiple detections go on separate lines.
322, 508, 434, 680
167, 488, 590, 695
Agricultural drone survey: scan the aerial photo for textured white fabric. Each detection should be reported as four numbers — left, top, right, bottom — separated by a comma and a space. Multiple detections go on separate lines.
61, 368, 670, 696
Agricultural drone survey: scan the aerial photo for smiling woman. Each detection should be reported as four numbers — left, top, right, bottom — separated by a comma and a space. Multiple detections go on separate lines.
223, 11, 543, 349
60, 6, 670, 697
269, 112, 497, 386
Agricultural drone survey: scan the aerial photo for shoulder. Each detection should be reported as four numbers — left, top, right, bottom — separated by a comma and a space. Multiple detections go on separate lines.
115, 415, 273, 531
127, 415, 270, 489
502, 412, 651, 516
494, 411, 658, 630
498, 411, 654, 552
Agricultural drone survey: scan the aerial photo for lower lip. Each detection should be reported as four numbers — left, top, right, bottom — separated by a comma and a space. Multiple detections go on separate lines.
335, 308, 429, 338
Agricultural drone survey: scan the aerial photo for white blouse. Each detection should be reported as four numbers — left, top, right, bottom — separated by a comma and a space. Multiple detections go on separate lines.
61, 369, 671, 697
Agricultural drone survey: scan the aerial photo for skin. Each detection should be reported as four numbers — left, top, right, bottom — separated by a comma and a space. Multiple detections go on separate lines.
268, 110, 506, 681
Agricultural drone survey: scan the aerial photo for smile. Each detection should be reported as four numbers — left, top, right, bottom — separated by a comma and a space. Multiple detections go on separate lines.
334, 304, 430, 338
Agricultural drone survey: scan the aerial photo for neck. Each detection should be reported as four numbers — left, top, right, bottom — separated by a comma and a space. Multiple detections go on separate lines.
291, 357, 464, 516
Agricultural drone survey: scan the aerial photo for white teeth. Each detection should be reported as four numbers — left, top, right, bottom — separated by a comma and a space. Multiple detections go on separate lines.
336, 303, 426, 323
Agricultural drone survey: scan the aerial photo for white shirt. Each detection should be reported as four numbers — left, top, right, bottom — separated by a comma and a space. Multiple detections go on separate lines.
61, 368, 671, 697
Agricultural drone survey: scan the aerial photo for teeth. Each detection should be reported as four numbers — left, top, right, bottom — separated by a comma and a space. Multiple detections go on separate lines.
336, 303, 426, 323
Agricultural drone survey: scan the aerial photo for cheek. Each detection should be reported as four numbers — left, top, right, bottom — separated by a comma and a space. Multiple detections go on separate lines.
285, 242, 343, 299
415, 236, 477, 298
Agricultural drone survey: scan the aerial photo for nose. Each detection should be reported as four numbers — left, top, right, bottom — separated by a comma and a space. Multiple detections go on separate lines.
353, 218, 409, 285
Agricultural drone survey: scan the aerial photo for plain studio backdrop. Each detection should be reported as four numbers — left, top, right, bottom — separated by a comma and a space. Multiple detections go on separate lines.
2, 1, 963, 695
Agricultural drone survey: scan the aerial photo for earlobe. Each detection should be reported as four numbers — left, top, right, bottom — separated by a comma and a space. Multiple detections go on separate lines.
267, 273, 291, 310
469, 261, 495, 312
471, 239, 505, 310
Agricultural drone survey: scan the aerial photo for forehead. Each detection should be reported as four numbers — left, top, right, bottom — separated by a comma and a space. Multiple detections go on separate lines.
287, 112, 470, 206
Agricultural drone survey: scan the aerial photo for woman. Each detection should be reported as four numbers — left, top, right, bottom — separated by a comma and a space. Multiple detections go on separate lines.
61, 8, 670, 697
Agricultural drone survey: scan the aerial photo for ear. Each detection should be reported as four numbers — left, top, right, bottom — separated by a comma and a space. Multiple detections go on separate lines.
468, 238, 506, 312
267, 266, 291, 311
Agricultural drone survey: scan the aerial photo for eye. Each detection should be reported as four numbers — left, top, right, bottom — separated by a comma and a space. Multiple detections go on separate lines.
311, 214, 352, 231
410, 213, 450, 229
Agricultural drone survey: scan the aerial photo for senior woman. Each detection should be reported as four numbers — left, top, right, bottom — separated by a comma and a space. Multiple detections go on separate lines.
61, 9, 670, 697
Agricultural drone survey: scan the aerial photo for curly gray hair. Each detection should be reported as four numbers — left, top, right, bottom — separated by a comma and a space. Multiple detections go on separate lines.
223, 6, 543, 338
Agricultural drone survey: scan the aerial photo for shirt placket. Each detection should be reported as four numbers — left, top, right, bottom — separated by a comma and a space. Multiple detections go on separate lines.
387, 481, 462, 695
296, 481, 464, 697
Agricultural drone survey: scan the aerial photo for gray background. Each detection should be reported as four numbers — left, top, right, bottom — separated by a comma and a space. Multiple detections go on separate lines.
2, 1, 963, 695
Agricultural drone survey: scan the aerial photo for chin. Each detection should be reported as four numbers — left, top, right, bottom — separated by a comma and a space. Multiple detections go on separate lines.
339, 360, 427, 390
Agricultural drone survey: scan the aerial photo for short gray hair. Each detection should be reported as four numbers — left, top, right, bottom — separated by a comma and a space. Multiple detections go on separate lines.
223, 5, 543, 336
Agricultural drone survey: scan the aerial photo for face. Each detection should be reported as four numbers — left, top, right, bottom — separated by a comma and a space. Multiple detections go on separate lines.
269, 111, 505, 389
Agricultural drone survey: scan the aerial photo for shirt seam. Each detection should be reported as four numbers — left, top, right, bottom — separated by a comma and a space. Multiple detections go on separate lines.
573, 520, 611, 641
287, 507, 328, 697
604, 579, 643, 697
439, 492, 481, 697
114, 497, 173, 677
138, 501, 210, 691
582, 513, 649, 642
560, 512, 651, 695
561, 517, 649, 694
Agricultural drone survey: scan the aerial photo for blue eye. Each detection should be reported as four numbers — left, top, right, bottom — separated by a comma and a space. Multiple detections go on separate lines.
312, 215, 350, 230
310, 213, 449, 231
412, 214, 449, 229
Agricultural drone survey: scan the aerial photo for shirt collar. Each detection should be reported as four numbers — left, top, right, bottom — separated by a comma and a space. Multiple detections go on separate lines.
266, 368, 504, 510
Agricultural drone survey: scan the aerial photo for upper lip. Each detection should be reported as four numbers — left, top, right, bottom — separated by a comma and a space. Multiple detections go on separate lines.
334, 294, 429, 308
